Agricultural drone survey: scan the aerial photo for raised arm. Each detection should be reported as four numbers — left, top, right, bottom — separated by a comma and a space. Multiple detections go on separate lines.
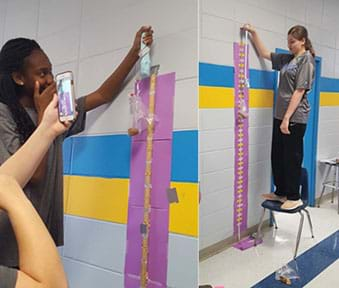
242, 24, 271, 61
84, 26, 154, 111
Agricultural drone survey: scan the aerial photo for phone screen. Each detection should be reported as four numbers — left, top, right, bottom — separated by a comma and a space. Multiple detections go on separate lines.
57, 77, 74, 117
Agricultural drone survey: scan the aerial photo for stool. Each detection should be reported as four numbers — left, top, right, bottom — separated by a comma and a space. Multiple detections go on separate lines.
318, 158, 339, 214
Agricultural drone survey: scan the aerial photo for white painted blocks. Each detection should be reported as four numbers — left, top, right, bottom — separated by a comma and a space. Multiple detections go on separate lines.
151, 29, 197, 80
39, 27, 80, 66
200, 129, 234, 152
201, 14, 235, 43
3, 0, 39, 41
38, 0, 82, 38
200, 0, 236, 20
201, 148, 234, 173
64, 215, 127, 273
174, 78, 198, 131
234, 2, 285, 35
167, 234, 198, 288
200, 38, 235, 66
200, 109, 234, 131
80, 0, 197, 59
201, 168, 234, 195
63, 258, 124, 288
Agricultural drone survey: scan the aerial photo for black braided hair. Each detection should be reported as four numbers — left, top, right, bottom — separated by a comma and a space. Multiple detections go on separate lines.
0, 38, 41, 144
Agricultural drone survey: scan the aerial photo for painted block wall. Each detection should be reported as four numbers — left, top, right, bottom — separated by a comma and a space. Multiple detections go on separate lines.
199, 0, 339, 250
0, 0, 198, 287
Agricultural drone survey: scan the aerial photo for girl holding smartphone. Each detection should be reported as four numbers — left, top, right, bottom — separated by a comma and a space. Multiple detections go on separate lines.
0, 26, 153, 268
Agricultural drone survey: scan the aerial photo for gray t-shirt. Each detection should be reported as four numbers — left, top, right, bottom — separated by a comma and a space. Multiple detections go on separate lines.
0, 97, 86, 267
271, 51, 315, 124
0, 266, 17, 288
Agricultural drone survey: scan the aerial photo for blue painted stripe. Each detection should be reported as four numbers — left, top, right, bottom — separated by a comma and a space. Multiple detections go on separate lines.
320, 77, 339, 92
249, 69, 275, 90
62, 130, 198, 183
199, 62, 274, 90
252, 230, 339, 287
171, 130, 198, 183
199, 62, 234, 87
200, 62, 339, 93
70, 134, 131, 179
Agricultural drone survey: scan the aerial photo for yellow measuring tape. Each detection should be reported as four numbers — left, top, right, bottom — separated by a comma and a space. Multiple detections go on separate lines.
140, 65, 160, 287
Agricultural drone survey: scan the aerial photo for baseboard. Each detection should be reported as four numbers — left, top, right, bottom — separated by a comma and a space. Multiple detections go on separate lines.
199, 219, 270, 262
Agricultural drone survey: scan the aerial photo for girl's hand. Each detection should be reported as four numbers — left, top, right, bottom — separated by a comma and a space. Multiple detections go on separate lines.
280, 118, 291, 135
40, 94, 74, 137
241, 23, 256, 34
33, 81, 56, 116
131, 26, 154, 55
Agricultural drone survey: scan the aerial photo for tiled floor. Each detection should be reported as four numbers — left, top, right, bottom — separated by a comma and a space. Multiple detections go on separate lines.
199, 198, 339, 287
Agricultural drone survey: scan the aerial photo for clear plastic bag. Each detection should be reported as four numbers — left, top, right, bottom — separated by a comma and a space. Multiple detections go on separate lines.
127, 91, 159, 136
275, 262, 300, 285
127, 92, 147, 136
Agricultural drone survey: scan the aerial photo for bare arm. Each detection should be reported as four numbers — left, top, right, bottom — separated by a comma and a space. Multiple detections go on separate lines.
280, 89, 306, 134
0, 94, 71, 187
30, 82, 58, 184
242, 24, 271, 61
84, 26, 153, 111
0, 175, 67, 288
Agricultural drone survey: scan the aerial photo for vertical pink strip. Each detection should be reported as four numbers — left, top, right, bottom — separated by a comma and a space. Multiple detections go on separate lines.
233, 43, 249, 236
124, 73, 175, 287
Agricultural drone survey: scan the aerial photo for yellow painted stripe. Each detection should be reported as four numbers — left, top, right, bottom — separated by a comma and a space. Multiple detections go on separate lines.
63, 176, 70, 213
64, 175, 198, 237
65, 176, 129, 224
320, 92, 339, 106
199, 86, 274, 108
169, 182, 198, 237
249, 89, 274, 108
199, 86, 234, 108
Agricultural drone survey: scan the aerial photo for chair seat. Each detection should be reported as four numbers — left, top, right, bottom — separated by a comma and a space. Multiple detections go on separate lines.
261, 200, 307, 214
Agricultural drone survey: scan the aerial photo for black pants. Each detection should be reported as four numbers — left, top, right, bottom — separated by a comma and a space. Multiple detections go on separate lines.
271, 118, 306, 200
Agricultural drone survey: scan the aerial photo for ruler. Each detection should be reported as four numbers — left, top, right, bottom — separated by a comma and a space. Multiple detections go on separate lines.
140, 65, 160, 288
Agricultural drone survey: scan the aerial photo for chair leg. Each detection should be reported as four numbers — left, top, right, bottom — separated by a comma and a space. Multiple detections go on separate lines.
318, 165, 331, 207
294, 211, 305, 259
255, 208, 266, 245
270, 211, 278, 229
304, 209, 314, 238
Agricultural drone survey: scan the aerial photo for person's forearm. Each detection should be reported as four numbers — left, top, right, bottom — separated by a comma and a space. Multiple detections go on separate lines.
283, 89, 305, 121
0, 125, 54, 188
8, 192, 67, 287
250, 31, 271, 60
85, 48, 140, 111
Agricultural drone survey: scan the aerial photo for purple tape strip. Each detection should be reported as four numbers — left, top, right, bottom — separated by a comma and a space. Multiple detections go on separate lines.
124, 73, 175, 287
233, 43, 249, 236
129, 141, 172, 209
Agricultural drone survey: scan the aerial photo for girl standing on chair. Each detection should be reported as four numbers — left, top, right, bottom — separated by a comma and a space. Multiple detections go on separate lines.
242, 24, 315, 210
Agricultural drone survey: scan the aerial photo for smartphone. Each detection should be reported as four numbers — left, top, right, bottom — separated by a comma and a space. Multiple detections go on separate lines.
55, 71, 76, 122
